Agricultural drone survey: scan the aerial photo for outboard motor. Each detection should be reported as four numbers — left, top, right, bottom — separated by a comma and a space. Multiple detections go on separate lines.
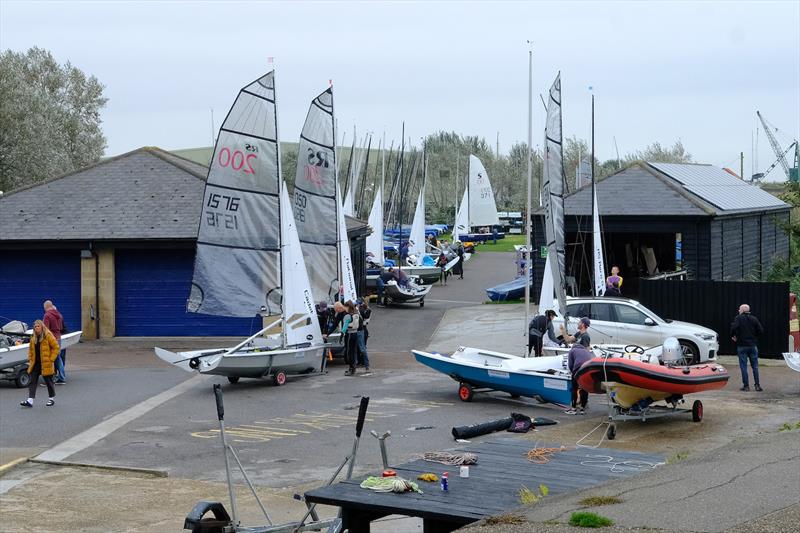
661, 337, 682, 365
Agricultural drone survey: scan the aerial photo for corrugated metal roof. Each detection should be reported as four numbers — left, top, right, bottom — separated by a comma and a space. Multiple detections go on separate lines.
648, 162, 788, 212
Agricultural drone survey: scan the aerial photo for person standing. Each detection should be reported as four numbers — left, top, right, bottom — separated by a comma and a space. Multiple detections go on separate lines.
43, 300, 66, 384
565, 342, 593, 415
560, 317, 591, 347
356, 299, 371, 373
453, 242, 465, 280
731, 304, 764, 391
436, 252, 448, 285
341, 301, 361, 376
377, 268, 395, 307
606, 266, 623, 294
528, 310, 558, 356
20, 320, 60, 407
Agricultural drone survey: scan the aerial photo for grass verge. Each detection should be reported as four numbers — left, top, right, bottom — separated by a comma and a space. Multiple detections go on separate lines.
579, 495, 622, 507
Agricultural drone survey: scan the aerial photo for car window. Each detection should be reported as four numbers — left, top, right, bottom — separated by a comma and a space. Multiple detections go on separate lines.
566, 303, 589, 318
614, 305, 649, 325
590, 303, 615, 322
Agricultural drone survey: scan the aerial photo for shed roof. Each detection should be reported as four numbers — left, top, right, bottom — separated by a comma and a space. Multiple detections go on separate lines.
0, 146, 367, 242
534, 162, 788, 218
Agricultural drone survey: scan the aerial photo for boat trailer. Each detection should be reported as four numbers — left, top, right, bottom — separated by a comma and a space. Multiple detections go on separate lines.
602, 395, 703, 441
183, 385, 371, 533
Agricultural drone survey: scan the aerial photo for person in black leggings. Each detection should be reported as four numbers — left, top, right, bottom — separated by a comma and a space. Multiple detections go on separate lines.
20, 320, 60, 408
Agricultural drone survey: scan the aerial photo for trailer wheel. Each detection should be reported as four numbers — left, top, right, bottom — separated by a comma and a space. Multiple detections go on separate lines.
273, 371, 287, 386
227, 376, 240, 384
692, 400, 703, 422
458, 383, 474, 402
419, 299, 425, 307
606, 424, 617, 441
510, 394, 521, 399
15, 368, 31, 388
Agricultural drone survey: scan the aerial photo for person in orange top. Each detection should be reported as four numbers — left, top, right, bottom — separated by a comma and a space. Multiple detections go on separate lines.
20, 320, 60, 407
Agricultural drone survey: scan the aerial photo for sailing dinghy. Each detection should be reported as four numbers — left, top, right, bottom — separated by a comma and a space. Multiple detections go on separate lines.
452, 155, 503, 244
413, 73, 570, 403
155, 71, 326, 385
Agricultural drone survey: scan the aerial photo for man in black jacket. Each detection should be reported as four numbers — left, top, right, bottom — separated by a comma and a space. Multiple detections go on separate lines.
730, 304, 764, 391
528, 310, 558, 356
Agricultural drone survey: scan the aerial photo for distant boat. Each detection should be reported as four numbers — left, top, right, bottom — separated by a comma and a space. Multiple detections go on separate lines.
453, 155, 503, 243
486, 275, 533, 302
155, 71, 325, 385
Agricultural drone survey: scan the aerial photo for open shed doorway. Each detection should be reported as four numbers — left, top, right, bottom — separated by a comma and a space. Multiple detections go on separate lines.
566, 232, 678, 298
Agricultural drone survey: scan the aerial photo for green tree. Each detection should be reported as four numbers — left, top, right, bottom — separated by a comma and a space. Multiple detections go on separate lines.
624, 140, 692, 164
0, 47, 108, 191
767, 181, 800, 293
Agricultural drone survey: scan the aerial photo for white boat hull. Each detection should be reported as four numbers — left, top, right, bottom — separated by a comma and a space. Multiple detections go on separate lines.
155, 341, 326, 379
0, 331, 83, 370
783, 352, 800, 373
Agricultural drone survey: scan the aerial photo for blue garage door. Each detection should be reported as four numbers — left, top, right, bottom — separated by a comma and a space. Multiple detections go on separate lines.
115, 249, 259, 336
0, 250, 81, 331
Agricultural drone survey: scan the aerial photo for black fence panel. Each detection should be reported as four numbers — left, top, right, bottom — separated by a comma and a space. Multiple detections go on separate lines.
639, 280, 790, 358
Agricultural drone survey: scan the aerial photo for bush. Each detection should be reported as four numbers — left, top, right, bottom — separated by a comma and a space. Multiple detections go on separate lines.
569, 511, 614, 528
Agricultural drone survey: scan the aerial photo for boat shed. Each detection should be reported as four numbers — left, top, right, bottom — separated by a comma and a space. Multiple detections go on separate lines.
0, 147, 370, 338
532, 162, 790, 298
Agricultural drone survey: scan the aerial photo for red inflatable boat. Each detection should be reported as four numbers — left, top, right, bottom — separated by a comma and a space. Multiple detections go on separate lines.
574, 356, 729, 406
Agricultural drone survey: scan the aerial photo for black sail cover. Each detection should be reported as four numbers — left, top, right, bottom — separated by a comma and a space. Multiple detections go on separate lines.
188, 71, 282, 317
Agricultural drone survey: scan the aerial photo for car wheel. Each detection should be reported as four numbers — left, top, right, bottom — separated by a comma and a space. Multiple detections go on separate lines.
678, 340, 699, 365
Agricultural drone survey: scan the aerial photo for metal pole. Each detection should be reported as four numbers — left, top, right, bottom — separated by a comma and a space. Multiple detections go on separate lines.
740, 151, 744, 180
214, 385, 238, 526
525, 43, 533, 355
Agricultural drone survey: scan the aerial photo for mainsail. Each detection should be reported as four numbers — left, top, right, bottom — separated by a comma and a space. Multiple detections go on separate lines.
366, 187, 385, 265
468, 155, 499, 227
337, 181, 358, 302
453, 190, 469, 242
293, 88, 339, 304
408, 187, 426, 262
542, 73, 567, 314
188, 71, 281, 318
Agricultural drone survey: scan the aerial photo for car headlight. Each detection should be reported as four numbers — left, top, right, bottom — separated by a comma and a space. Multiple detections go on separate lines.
694, 333, 715, 341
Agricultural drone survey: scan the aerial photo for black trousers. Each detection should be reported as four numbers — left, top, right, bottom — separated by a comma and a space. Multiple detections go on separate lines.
29, 368, 55, 398
571, 378, 588, 408
344, 332, 358, 371
528, 335, 543, 357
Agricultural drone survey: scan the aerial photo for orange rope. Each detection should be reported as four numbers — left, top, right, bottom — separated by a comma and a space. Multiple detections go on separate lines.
526, 446, 570, 464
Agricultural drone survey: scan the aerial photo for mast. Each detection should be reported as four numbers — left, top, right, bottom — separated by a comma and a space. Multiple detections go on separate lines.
524, 43, 533, 354
398, 123, 405, 275
331, 83, 342, 302
591, 93, 595, 294
273, 68, 287, 347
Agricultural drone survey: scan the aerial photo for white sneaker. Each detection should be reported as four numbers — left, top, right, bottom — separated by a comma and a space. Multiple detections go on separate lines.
564, 408, 578, 415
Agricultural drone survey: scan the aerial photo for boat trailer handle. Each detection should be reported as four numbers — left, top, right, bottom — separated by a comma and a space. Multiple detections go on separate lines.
213, 384, 224, 421
355, 396, 370, 438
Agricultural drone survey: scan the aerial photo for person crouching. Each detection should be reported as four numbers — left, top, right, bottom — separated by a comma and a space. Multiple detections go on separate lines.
20, 320, 60, 408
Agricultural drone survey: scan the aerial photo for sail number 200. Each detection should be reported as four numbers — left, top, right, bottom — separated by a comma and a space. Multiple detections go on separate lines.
218, 147, 257, 174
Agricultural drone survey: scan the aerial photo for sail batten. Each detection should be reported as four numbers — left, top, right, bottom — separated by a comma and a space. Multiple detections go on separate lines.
188, 70, 281, 318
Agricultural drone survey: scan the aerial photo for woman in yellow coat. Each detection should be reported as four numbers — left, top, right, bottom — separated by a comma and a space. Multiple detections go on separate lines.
20, 320, 60, 407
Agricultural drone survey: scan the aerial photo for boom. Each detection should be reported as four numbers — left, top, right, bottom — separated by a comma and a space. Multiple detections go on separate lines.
757, 111, 791, 180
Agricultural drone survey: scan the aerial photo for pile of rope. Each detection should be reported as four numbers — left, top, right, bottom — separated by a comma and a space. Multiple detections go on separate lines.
525, 446, 570, 464
417, 473, 439, 482
360, 476, 422, 493
422, 451, 478, 466
580, 454, 664, 473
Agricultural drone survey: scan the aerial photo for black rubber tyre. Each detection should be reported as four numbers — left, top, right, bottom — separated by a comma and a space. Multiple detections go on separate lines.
227, 376, 240, 384
273, 371, 287, 386
510, 394, 521, 399
678, 340, 699, 365
692, 400, 703, 422
458, 383, 474, 402
419, 299, 425, 307
607, 424, 617, 440
15, 368, 31, 388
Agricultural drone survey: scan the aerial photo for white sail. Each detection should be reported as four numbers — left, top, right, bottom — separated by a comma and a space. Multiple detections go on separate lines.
592, 183, 606, 297
366, 187, 385, 265
343, 189, 355, 217
408, 187, 426, 262
542, 73, 568, 314
189, 71, 281, 317
538, 253, 556, 313
337, 181, 358, 303
280, 185, 323, 346
453, 190, 469, 242
293, 87, 339, 304
468, 155, 499, 227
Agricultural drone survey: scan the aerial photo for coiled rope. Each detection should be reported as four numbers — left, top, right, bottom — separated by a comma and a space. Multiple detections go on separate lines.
360, 476, 422, 493
580, 454, 664, 473
525, 446, 570, 464
422, 452, 478, 465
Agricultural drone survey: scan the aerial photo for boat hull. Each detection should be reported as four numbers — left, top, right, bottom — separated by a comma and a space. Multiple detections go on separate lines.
486, 276, 532, 301
413, 348, 572, 405
575, 357, 729, 398
0, 331, 83, 370
155, 342, 326, 379
384, 282, 432, 304
783, 352, 800, 373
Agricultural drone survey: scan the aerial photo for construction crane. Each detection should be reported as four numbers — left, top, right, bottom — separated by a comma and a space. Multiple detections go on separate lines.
756, 110, 799, 182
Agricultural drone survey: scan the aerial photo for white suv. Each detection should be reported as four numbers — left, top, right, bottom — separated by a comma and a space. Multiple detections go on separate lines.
549, 297, 718, 363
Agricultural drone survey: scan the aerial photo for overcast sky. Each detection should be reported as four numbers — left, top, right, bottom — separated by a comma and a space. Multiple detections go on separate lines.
2, 0, 798, 181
